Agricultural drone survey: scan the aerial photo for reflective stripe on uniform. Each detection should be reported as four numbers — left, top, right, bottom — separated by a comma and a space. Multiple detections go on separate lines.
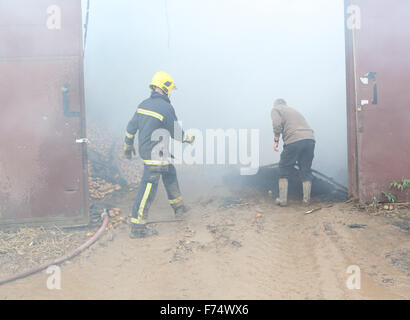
125, 131, 135, 139
137, 108, 164, 122
169, 196, 182, 205
143, 159, 169, 166
130, 217, 146, 225
138, 182, 153, 219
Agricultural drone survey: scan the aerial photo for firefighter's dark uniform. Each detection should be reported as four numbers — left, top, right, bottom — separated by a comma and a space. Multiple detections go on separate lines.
124, 91, 185, 227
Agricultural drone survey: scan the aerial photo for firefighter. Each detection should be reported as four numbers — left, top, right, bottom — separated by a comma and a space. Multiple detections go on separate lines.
124, 71, 195, 238
271, 99, 315, 206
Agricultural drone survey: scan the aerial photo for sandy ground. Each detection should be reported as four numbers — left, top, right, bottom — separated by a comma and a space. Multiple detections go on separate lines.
0, 168, 410, 300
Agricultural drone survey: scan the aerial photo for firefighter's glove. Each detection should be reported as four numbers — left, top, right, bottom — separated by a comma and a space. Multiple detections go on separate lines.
124, 143, 136, 160
183, 133, 195, 145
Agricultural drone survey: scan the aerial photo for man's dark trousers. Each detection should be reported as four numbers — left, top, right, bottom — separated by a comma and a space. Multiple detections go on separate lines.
279, 139, 315, 182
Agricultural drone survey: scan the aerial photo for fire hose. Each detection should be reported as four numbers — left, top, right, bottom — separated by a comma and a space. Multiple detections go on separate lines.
0, 210, 109, 287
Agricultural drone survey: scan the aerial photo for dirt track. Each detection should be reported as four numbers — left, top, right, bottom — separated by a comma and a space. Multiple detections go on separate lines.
1, 168, 410, 300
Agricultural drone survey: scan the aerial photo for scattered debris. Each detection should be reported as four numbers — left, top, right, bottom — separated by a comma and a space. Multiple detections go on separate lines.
382, 278, 394, 285
231, 240, 242, 248
305, 204, 333, 215
108, 208, 121, 218
392, 219, 410, 232
170, 239, 203, 263
88, 177, 122, 200
106, 216, 126, 231
348, 224, 367, 229
0, 226, 87, 277
305, 208, 322, 215
219, 197, 249, 209
385, 250, 410, 276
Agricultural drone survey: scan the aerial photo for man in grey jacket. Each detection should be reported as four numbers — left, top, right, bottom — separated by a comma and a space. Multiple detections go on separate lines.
271, 99, 315, 206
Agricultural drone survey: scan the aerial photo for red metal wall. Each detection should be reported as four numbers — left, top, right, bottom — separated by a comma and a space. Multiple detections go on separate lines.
0, 0, 89, 226
345, 0, 410, 202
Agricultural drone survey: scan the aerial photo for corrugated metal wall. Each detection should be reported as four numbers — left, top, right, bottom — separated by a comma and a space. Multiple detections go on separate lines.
0, 0, 89, 226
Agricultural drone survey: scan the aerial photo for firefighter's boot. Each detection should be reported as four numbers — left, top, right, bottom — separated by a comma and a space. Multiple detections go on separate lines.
174, 203, 191, 219
129, 224, 158, 239
276, 178, 288, 207
302, 181, 312, 206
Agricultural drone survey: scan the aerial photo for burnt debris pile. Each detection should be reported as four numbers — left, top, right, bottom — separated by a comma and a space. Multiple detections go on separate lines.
87, 123, 143, 200
223, 164, 348, 203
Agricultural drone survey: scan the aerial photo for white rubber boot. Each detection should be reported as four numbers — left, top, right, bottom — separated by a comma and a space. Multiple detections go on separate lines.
276, 178, 288, 207
302, 181, 312, 205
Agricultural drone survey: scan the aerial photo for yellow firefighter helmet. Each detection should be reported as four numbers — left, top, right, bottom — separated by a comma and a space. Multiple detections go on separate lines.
149, 71, 177, 94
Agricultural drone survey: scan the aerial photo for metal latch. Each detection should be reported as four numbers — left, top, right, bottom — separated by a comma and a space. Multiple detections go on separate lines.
359, 72, 378, 106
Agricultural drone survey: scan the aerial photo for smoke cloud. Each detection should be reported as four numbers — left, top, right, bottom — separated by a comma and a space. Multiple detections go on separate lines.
82, 0, 347, 185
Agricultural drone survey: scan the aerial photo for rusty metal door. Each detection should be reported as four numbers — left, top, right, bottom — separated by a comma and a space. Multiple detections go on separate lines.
0, 0, 89, 226
345, 0, 410, 202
